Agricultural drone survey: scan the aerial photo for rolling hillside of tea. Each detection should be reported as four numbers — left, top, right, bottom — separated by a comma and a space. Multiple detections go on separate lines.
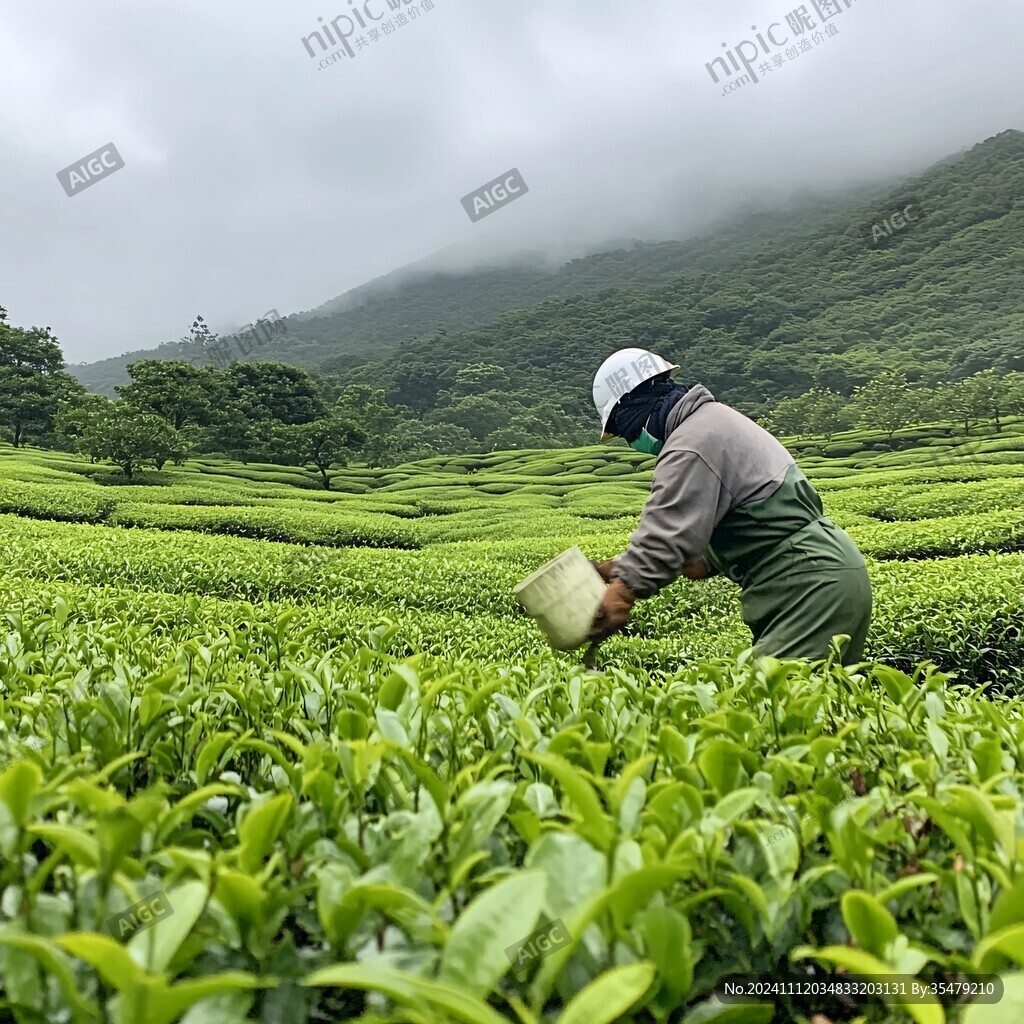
2, 421, 1024, 1024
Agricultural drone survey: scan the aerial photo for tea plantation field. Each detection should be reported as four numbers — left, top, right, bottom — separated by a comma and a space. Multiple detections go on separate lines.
2, 421, 1024, 1024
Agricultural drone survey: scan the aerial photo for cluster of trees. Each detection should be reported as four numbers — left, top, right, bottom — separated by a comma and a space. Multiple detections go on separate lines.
54, 395, 188, 477
6, 297, 1024, 487
1, 310, 596, 485
0, 306, 86, 446
766, 369, 1024, 441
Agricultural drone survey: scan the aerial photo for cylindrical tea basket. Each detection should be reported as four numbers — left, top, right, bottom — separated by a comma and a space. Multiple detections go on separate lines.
513, 546, 605, 651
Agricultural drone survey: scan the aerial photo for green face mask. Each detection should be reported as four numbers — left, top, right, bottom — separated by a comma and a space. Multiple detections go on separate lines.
629, 428, 663, 456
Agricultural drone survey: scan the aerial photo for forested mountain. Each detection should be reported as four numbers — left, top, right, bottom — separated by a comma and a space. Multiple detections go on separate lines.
7, 128, 1022, 476
68, 189, 883, 394
67, 242, 738, 394
70, 129, 1023, 420
340, 129, 1024, 421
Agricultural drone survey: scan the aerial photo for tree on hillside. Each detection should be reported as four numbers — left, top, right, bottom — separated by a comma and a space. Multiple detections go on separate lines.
116, 360, 214, 430
317, 353, 375, 382
281, 415, 364, 489
484, 426, 543, 451
199, 406, 274, 464
1007, 372, 1024, 421
484, 399, 591, 450
958, 369, 1024, 432
78, 407, 188, 478
180, 314, 223, 366
389, 421, 478, 462
380, 357, 454, 414
334, 384, 399, 467
426, 395, 513, 443
768, 388, 848, 441
227, 363, 326, 425
743, 347, 818, 398
0, 307, 85, 446
850, 371, 920, 440
920, 380, 972, 434
444, 363, 511, 401
53, 393, 114, 461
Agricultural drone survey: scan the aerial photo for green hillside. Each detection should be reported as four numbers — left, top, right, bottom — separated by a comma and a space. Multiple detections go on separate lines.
2, 423, 1024, 1021
69, 130, 1024, 418
342, 130, 1024, 420
65, 239, 746, 395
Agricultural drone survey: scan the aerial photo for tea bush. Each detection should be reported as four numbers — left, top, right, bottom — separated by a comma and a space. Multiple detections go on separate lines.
3, 429, 1024, 1023
108, 502, 422, 549
848, 510, 1024, 560
0, 479, 114, 523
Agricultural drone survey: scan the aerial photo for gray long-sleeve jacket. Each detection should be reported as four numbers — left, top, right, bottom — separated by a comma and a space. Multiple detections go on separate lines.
612, 385, 798, 598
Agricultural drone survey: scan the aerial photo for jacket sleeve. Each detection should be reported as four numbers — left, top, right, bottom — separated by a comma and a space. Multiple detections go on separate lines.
612, 449, 732, 598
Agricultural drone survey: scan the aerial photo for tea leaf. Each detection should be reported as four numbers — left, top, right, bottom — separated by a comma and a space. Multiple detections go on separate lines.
520, 751, 613, 851
792, 945, 944, 1024
972, 923, 1024, 973
962, 972, 1024, 1024
439, 871, 546, 996
842, 890, 900, 959
557, 962, 657, 1024
128, 880, 209, 973
236, 793, 292, 874
303, 962, 507, 1024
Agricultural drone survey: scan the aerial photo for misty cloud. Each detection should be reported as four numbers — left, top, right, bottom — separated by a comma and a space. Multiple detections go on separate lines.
0, 0, 1021, 364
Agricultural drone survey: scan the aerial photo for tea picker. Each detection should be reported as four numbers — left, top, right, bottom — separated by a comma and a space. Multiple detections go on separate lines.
515, 348, 873, 666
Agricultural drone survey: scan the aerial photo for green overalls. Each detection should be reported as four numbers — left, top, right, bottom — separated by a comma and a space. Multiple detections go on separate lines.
704, 466, 872, 665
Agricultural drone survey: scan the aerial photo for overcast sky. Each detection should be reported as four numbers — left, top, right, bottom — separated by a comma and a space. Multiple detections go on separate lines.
1, 0, 1021, 365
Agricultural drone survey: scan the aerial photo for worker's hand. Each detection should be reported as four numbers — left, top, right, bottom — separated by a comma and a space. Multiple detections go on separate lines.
589, 578, 636, 644
681, 556, 714, 581
590, 558, 618, 583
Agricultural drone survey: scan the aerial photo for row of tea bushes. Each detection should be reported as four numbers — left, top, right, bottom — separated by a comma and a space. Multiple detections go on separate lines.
2, 594, 1024, 1022
3, 511, 1024, 690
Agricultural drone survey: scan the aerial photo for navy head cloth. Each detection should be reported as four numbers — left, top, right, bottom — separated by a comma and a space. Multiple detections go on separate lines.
606, 375, 689, 444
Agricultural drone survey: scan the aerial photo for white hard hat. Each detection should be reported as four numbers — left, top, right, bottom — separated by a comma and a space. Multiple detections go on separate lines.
593, 348, 679, 442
